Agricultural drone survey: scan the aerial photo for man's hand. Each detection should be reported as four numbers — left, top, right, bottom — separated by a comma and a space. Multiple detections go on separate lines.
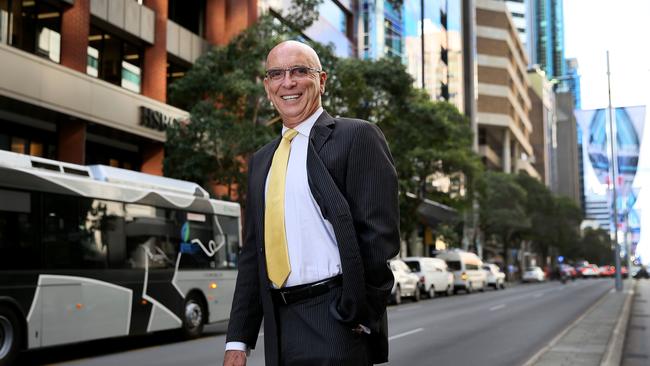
224, 350, 247, 366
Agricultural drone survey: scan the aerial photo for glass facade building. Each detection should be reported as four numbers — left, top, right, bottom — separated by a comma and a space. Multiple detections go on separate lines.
528, 0, 566, 79
360, 0, 464, 110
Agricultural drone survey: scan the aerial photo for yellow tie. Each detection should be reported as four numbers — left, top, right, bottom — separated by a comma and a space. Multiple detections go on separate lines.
265, 129, 299, 287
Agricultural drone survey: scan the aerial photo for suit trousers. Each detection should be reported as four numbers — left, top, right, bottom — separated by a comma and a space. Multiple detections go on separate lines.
276, 286, 371, 366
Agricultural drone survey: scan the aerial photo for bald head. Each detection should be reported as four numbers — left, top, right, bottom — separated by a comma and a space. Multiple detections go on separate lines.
263, 40, 328, 128
266, 40, 322, 70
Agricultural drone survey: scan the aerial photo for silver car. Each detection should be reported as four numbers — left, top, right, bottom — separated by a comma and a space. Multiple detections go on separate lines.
522, 266, 546, 283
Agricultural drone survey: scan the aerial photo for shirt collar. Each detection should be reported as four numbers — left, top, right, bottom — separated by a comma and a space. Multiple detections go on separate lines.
281, 107, 324, 138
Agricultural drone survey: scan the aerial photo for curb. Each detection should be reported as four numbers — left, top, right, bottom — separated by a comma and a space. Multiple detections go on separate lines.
600, 280, 636, 366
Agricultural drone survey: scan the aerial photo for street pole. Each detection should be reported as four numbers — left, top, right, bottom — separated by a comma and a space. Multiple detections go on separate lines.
626, 212, 632, 279
606, 51, 622, 292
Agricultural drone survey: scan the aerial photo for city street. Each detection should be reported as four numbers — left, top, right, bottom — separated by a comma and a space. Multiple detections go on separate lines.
19, 278, 614, 366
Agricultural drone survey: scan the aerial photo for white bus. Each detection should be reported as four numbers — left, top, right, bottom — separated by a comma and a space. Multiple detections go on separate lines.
0, 150, 241, 365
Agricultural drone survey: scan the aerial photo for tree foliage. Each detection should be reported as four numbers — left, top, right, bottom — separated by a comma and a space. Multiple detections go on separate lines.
477, 171, 530, 267
568, 228, 613, 265
164, 2, 332, 201
164, 0, 479, 245
325, 57, 480, 242
478, 171, 585, 269
515, 173, 582, 261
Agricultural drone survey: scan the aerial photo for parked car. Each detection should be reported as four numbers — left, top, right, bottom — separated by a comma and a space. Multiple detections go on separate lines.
522, 266, 545, 283
436, 250, 487, 294
390, 259, 420, 304
403, 257, 454, 298
580, 264, 600, 278
482, 263, 506, 289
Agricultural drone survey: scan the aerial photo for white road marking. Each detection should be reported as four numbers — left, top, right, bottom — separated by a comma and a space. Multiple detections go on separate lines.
388, 328, 424, 341
534, 293, 544, 298
489, 304, 506, 311
258, 332, 264, 337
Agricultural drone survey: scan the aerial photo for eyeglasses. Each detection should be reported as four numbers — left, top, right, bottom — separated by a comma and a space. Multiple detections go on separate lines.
264, 66, 322, 82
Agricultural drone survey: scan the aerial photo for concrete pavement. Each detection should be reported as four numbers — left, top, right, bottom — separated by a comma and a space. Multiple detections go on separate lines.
622, 278, 650, 365
524, 279, 636, 366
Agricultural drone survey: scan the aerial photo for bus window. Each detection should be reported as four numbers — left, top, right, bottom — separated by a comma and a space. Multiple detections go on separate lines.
215, 214, 239, 269
178, 218, 217, 270
42, 193, 107, 269
124, 204, 177, 269
0, 189, 39, 269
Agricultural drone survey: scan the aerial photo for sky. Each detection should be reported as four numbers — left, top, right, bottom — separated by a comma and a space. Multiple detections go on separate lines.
563, 0, 650, 110
564, 0, 650, 263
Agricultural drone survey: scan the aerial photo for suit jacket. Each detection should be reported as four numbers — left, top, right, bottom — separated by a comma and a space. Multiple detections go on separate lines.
226, 111, 400, 365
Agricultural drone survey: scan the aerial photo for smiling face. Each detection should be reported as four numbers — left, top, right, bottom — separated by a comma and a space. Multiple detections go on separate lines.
263, 41, 327, 128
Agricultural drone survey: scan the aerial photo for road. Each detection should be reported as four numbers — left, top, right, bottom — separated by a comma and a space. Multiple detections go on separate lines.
19, 278, 613, 366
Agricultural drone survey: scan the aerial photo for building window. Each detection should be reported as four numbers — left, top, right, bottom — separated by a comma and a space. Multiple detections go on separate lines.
1, 0, 62, 62
0, 123, 56, 159
87, 25, 143, 93
168, 0, 205, 36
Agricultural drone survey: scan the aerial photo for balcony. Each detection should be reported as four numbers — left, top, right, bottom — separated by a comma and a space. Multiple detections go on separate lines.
516, 158, 541, 179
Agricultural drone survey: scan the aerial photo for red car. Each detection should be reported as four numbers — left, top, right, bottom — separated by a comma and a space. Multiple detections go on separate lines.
599, 265, 615, 277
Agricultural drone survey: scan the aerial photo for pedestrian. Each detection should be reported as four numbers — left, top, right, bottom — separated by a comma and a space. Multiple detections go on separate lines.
222, 40, 400, 366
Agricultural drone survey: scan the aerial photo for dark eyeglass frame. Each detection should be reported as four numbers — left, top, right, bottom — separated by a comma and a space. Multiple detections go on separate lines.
264, 66, 323, 81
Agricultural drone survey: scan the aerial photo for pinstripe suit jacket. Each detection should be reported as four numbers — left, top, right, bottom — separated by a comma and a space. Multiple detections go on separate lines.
226, 111, 400, 365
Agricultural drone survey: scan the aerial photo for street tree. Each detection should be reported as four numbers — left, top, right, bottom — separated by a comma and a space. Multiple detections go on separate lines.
477, 171, 530, 272
164, 1, 332, 202
325, 57, 480, 247
569, 227, 613, 265
515, 173, 582, 263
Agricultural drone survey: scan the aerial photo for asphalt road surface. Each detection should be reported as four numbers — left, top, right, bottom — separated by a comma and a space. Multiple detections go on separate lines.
19, 278, 613, 366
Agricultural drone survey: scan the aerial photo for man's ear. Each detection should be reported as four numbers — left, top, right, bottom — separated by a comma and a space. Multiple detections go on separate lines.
319, 72, 328, 94
263, 78, 270, 98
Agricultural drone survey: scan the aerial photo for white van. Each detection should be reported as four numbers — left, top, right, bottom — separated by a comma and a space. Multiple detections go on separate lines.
403, 257, 454, 298
436, 250, 487, 294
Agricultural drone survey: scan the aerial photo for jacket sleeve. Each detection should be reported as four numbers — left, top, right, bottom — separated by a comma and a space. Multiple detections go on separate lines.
225, 154, 264, 348
345, 122, 400, 330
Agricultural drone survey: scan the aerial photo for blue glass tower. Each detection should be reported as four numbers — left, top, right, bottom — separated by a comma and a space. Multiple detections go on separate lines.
529, 0, 566, 80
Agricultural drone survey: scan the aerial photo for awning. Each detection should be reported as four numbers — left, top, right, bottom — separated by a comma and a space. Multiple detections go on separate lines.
416, 198, 459, 228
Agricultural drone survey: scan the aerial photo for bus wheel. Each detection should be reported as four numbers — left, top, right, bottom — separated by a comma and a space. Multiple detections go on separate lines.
182, 296, 205, 339
0, 305, 21, 366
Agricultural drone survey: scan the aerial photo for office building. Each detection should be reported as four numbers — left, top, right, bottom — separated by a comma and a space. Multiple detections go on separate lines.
0, 0, 355, 176
528, 0, 565, 79
475, 0, 538, 177
360, 0, 464, 110
527, 66, 556, 187
563, 57, 580, 108
554, 92, 581, 205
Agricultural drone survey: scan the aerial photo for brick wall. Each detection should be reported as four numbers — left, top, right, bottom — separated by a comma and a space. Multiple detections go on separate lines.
143, 0, 168, 103
60, 0, 90, 73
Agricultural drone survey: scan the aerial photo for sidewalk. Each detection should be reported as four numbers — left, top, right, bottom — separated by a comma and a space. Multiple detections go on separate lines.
622, 278, 650, 365
523, 279, 635, 366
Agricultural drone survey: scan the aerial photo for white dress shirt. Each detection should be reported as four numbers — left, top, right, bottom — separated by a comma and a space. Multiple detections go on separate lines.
226, 107, 342, 353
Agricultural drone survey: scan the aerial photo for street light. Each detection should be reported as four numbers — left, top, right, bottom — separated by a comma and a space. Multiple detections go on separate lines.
606, 50, 623, 292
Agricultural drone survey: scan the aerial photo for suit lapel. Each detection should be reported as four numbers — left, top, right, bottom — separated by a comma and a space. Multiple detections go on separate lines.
310, 110, 335, 153
254, 138, 281, 246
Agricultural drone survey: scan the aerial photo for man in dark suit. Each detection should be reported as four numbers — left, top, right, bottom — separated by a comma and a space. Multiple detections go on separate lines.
223, 40, 399, 366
